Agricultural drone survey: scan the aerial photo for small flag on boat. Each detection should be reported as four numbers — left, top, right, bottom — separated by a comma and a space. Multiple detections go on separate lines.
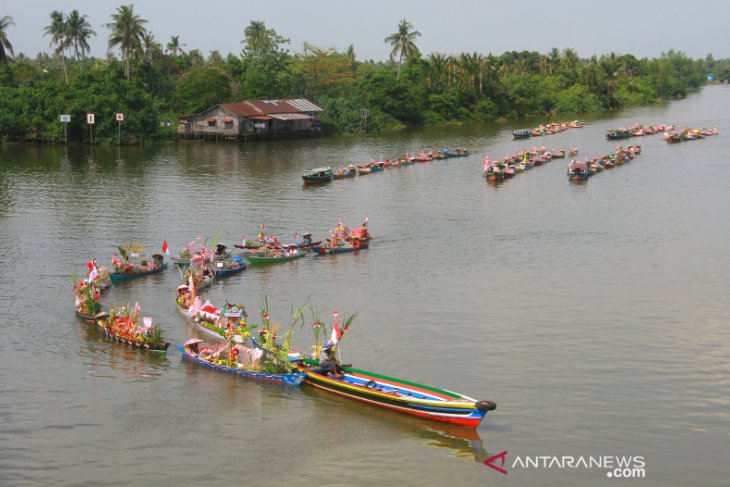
242, 232, 245, 246
162, 240, 170, 255
363, 215, 368, 227
294, 231, 298, 241
134, 302, 141, 319
330, 310, 341, 345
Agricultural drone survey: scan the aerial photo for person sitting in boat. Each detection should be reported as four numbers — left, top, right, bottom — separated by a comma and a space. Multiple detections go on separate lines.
317, 347, 344, 379
302, 233, 312, 246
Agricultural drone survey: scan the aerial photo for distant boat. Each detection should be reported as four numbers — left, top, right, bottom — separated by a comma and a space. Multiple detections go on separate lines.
302, 166, 333, 184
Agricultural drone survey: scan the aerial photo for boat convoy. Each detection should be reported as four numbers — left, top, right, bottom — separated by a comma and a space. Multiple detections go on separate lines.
73, 120, 718, 429
73, 219, 496, 428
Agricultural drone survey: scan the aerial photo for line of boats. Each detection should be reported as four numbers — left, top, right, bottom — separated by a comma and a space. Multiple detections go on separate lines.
302, 148, 471, 184
482, 146, 577, 180
512, 120, 583, 139
567, 145, 642, 181
606, 123, 673, 139
663, 127, 718, 143
71, 225, 497, 428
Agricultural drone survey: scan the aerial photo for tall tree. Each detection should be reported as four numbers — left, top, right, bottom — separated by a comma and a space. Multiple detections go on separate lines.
106, 4, 148, 80
0, 14, 14, 67
384, 18, 421, 79
66, 10, 96, 63
242, 20, 270, 54
166, 35, 185, 57
43, 11, 68, 83
141, 31, 161, 63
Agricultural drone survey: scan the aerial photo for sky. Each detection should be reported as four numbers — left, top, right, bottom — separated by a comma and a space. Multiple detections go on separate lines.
5, 0, 730, 62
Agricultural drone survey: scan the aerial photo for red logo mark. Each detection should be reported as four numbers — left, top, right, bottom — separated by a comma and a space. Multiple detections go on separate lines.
483, 450, 508, 475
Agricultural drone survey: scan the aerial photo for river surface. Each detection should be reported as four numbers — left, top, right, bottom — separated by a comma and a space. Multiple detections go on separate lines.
0, 86, 728, 486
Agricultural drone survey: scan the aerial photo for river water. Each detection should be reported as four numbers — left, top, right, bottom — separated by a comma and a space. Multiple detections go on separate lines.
0, 86, 728, 486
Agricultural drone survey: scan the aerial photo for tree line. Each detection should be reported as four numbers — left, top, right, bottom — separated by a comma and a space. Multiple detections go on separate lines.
0, 9, 723, 143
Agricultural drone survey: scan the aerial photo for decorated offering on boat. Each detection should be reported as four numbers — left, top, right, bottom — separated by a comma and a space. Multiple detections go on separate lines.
663, 127, 718, 143
312, 218, 371, 255
213, 255, 247, 278
73, 278, 102, 323
96, 303, 168, 351
110, 242, 167, 281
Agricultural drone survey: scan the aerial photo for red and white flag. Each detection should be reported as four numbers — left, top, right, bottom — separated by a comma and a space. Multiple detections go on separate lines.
242, 232, 246, 246
329, 310, 341, 345
162, 240, 170, 255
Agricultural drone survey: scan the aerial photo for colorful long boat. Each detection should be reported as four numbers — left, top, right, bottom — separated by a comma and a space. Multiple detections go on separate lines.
110, 254, 167, 281
291, 356, 495, 428
311, 241, 369, 255
246, 249, 306, 264
178, 340, 306, 386
213, 256, 247, 278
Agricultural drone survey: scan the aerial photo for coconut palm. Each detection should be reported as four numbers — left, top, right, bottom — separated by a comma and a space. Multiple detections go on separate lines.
43, 11, 68, 83
106, 4, 148, 80
0, 14, 14, 67
424, 52, 447, 90
242, 20, 270, 53
384, 18, 421, 79
166, 35, 185, 57
141, 31, 161, 63
66, 10, 95, 62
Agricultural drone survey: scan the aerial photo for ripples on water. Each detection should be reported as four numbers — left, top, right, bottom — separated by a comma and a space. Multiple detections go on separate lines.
0, 86, 729, 486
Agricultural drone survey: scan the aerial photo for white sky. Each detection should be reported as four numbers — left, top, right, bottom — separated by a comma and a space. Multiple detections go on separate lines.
5, 0, 729, 62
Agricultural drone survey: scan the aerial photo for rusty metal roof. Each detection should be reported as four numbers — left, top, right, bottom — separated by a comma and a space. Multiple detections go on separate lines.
219, 98, 323, 117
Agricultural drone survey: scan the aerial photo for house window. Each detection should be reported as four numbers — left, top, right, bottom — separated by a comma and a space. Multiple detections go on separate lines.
223, 117, 234, 128
207, 117, 216, 127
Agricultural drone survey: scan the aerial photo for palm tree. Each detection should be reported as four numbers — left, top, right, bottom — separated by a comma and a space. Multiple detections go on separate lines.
43, 11, 68, 83
0, 14, 14, 67
106, 4, 148, 80
345, 44, 357, 76
424, 52, 448, 90
166, 35, 185, 57
242, 20, 270, 53
141, 31, 161, 63
66, 10, 95, 63
384, 18, 421, 79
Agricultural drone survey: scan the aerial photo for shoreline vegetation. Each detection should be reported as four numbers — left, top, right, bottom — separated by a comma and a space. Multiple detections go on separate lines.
0, 10, 727, 144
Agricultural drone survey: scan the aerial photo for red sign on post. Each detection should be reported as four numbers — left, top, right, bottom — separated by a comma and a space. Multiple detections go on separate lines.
115, 112, 125, 122
86, 113, 96, 125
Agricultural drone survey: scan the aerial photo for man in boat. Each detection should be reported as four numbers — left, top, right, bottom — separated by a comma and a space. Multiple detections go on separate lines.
301, 233, 312, 246
317, 347, 344, 379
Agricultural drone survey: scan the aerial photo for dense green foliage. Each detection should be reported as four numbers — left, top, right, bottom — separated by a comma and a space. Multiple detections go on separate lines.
0, 10, 719, 142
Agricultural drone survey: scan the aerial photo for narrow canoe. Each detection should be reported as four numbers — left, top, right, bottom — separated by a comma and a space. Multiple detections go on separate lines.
294, 357, 495, 428
311, 243, 369, 255
94, 314, 169, 352
213, 258, 247, 278
246, 250, 306, 265
110, 262, 168, 282
178, 345, 306, 385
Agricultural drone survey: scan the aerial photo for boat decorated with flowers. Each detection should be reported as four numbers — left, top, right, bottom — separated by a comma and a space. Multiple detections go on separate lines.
73, 279, 103, 323
312, 219, 370, 255
213, 256, 247, 278
246, 248, 306, 264
110, 242, 168, 281
186, 299, 256, 343
178, 339, 306, 386
94, 303, 169, 352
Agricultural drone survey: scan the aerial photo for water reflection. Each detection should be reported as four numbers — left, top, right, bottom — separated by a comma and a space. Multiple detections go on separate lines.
414, 422, 489, 463
75, 318, 170, 380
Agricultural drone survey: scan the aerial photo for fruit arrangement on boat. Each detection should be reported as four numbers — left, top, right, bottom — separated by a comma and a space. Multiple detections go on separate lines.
95, 303, 169, 352
110, 242, 167, 281
333, 165, 357, 179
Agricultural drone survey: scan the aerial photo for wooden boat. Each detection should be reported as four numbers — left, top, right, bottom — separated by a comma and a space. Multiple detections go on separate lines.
606, 129, 632, 140
290, 356, 495, 428
246, 249, 306, 265
512, 129, 532, 139
445, 148, 470, 158
95, 307, 169, 352
302, 166, 333, 184
567, 161, 590, 180
311, 241, 368, 255
551, 150, 566, 158
213, 256, 247, 278
178, 340, 306, 386
333, 165, 357, 179
110, 254, 167, 281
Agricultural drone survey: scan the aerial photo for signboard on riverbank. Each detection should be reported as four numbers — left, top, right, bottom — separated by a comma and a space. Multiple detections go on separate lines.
59, 114, 70, 123
86, 113, 95, 125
